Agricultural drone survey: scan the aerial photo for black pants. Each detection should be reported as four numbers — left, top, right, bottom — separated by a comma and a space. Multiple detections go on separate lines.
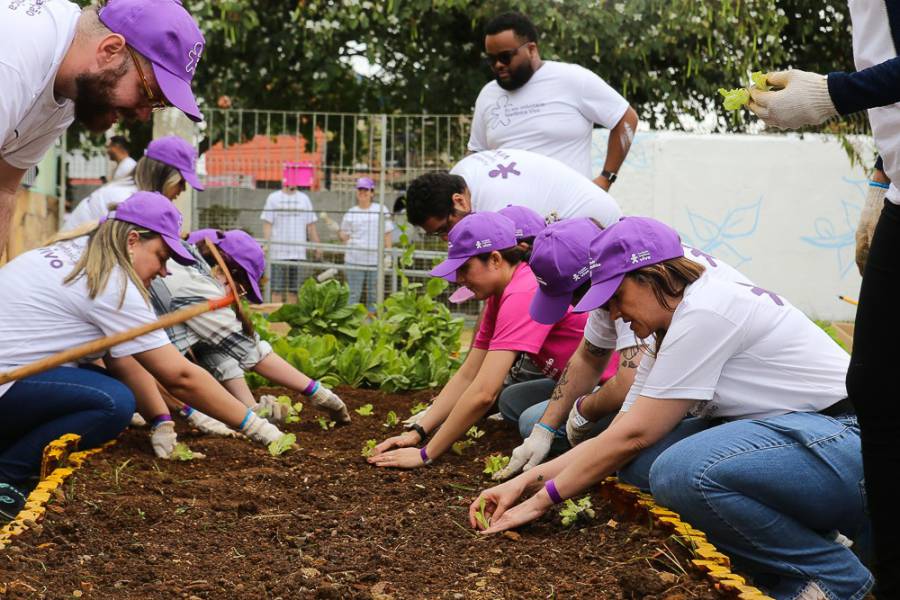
847, 199, 900, 599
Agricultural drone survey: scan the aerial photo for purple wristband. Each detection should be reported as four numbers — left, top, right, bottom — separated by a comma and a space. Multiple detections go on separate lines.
419, 446, 429, 464
545, 479, 564, 504
179, 404, 195, 418
151, 413, 173, 427
302, 379, 320, 396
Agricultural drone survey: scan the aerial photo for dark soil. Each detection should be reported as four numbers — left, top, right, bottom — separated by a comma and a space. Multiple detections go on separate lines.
1, 387, 723, 599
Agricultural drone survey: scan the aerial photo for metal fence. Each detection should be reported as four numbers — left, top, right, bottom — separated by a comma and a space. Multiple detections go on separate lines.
193, 109, 479, 315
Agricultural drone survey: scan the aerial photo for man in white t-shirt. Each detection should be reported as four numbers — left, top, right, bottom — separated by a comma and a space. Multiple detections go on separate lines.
469, 12, 639, 187
106, 135, 135, 180
405, 148, 622, 239
339, 177, 394, 311
0, 0, 205, 258
260, 183, 321, 302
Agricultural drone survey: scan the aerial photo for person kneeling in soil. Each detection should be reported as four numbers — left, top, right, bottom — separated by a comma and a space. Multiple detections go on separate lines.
493, 218, 750, 480
368, 212, 586, 469
0, 193, 287, 521
142, 228, 350, 458
469, 217, 871, 600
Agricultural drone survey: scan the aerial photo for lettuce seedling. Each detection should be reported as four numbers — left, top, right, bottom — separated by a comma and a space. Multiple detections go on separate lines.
355, 404, 374, 416
383, 410, 399, 428
451, 440, 474, 455
474, 497, 490, 530
316, 416, 335, 430
750, 71, 770, 91
559, 496, 596, 527
172, 443, 196, 461
466, 426, 485, 440
718, 87, 750, 111
409, 402, 429, 416
268, 433, 296, 456
483, 454, 510, 476
361, 439, 377, 457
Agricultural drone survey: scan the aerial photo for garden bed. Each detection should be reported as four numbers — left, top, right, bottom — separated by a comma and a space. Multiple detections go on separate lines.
1, 387, 725, 599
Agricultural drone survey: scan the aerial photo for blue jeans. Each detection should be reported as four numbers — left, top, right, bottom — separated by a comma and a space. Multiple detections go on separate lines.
620, 412, 872, 600
345, 265, 377, 311
0, 367, 135, 486
498, 379, 613, 454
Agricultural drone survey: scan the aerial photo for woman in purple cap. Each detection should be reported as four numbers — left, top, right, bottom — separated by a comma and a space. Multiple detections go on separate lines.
368, 212, 586, 469
469, 217, 870, 600
142, 229, 350, 458
62, 135, 204, 232
0, 192, 286, 522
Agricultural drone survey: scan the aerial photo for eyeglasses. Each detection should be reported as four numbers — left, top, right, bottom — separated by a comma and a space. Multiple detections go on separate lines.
425, 219, 452, 238
484, 42, 530, 67
127, 46, 168, 111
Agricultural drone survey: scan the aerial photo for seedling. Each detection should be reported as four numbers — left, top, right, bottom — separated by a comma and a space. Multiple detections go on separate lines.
466, 426, 485, 440
482, 454, 510, 476
136, 508, 146, 520
171, 443, 197, 461
559, 496, 596, 527
315, 415, 336, 430
361, 439, 377, 457
355, 404, 374, 416
268, 433, 297, 456
474, 497, 490, 530
451, 440, 474, 455
383, 410, 399, 428
409, 402, 429, 416
718, 71, 770, 111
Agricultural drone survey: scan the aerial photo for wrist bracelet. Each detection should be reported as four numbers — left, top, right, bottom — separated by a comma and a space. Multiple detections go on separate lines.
302, 379, 320, 396
239, 408, 253, 430
151, 413, 173, 428
419, 446, 431, 465
179, 404, 195, 418
537, 422, 558, 436
545, 479, 564, 504
869, 181, 890, 190
410, 423, 428, 444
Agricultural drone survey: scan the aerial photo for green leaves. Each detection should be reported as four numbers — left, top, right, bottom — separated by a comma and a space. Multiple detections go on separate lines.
409, 402, 429, 416
316, 416, 336, 430
474, 497, 490, 530
268, 433, 297, 457
482, 454, 510, 476
361, 439, 377, 457
382, 411, 399, 428
172, 443, 198, 461
559, 496, 596, 527
269, 279, 368, 342
355, 404, 375, 416
718, 87, 751, 111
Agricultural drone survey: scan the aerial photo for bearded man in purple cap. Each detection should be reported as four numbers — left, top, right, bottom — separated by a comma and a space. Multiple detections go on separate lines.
1, 0, 205, 257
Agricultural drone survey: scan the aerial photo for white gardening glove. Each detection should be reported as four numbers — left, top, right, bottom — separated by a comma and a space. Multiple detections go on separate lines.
150, 421, 178, 459
254, 394, 292, 424
748, 69, 837, 130
186, 410, 238, 437
240, 410, 285, 446
856, 183, 886, 275
493, 425, 555, 481
402, 406, 429, 427
566, 395, 595, 447
309, 385, 351, 424
130, 412, 148, 427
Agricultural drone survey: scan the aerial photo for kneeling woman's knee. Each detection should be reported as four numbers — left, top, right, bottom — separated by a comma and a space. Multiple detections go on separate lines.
648, 445, 703, 513
95, 379, 136, 433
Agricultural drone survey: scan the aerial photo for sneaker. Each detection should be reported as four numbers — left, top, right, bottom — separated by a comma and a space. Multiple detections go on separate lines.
795, 581, 827, 600
0, 482, 27, 523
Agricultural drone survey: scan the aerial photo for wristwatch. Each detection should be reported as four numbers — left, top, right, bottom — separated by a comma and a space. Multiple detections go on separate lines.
600, 170, 617, 184
409, 423, 428, 444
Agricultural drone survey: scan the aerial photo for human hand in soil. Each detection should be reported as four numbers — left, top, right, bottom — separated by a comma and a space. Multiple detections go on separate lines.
309, 386, 351, 424
367, 446, 425, 469
240, 411, 286, 446
254, 395, 293, 423
478, 490, 554, 534
151, 421, 178, 458
494, 426, 555, 480
186, 410, 239, 437
469, 477, 528, 530
371, 430, 420, 456
402, 406, 429, 426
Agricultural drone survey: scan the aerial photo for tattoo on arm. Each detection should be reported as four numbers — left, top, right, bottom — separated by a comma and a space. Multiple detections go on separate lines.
549, 366, 570, 403
620, 345, 642, 369
583, 339, 612, 358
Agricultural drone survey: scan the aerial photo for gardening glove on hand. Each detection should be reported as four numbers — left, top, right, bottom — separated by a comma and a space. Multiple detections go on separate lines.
566, 395, 595, 447
403, 405, 429, 426
494, 425, 555, 481
856, 183, 887, 275
130, 412, 148, 427
254, 395, 291, 424
151, 421, 178, 459
308, 382, 351, 424
748, 69, 837, 130
240, 410, 285, 446
183, 407, 238, 437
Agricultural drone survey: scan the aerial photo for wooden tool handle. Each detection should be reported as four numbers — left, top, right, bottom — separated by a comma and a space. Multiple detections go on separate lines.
0, 294, 234, 386
204, 238, 254, 336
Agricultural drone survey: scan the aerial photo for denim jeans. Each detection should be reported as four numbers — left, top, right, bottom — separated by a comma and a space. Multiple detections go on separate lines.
345, 265, 377, 311
498, 379, 613, 454
620, 412, 872, 600
0, 366, 135, 486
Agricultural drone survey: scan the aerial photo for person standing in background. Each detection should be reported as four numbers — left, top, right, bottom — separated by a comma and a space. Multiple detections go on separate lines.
338, 177, 393, 311
106, 135, 135, 180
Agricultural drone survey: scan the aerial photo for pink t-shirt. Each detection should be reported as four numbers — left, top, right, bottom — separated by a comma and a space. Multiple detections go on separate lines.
473, 263, 587, 380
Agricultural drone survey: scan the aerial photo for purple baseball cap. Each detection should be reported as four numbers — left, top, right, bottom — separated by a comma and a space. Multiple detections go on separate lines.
498, 205, 546, 241
574, 217, 684, 313
99, 0, 205, 122
186, 228, 223, 246
215, 230, 266, 304
528, 219, 602, 324
429, 212, 517, 282
145, 136, 204, 191
356, 177, 376, 190
102, 191, 194, 265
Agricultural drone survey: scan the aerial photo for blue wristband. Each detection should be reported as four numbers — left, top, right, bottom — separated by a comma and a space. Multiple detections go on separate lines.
870, 181, 890, 190
537, 422, 558, 436
239, 408, 253, 430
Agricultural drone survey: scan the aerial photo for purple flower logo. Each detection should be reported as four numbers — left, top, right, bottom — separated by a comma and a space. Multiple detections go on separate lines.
738, 282, 784, 306
488, 162, 521, 179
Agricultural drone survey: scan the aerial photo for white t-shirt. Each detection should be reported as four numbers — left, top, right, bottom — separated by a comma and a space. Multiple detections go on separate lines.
340, 203, 394, 266
467, 61, 629, 178
260, 190, 318, 260
0, 0, 80, 170
62, 180, 136, 231
584, 245, 753, 351
450, 149, 622, 227
111, 156, 137, 180
621, 276, 849, 421
848, 1, 900, 204
0, 239, 171, 398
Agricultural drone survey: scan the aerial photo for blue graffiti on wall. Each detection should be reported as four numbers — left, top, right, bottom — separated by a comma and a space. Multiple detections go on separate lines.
678, 198, 763, 268
799, 177, 864, 278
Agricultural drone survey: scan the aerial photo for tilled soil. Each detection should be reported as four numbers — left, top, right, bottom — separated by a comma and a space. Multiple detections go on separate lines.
1, 387, 723, 599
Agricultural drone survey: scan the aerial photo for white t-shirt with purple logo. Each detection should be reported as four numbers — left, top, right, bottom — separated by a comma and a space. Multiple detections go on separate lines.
0, 239, 171, 397
450, 148, 622, 228
584, 245, 753, 351
620, 276, 849, 421
467, 61, 629, 178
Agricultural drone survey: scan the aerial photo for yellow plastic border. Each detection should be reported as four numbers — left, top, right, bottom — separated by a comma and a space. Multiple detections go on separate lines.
600, 477, 773, 600
0, 434, 111, 551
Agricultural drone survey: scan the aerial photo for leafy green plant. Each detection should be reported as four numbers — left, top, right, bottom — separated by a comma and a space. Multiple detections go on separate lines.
466, 426, 485, 440
355, 403, 374, 416
171, 443, 197, 461
269, 279, 368, 342
474, 497, 490, 530
559, 496, 596, 527
361, 439, 377, 457
268, 433, 296, 456
451, 440, 473, 455
718, 71, 770, 111
316, 415, 336, 430
383, 410, 399, 428
483, 454, 510, 476
410, 402, 429, 416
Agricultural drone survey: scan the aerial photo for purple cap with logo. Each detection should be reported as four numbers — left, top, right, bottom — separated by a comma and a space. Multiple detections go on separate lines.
186, 228, 223, 246
103, 191, 194, 265
429, 212, 517, 282
215, 230, 266, 304
528, 219, 602, 324
574, 217, 684, 313
498, 205, 546, 241
145, 135, 204, 191
99, 0, 205, 122
355, 177, 376, 190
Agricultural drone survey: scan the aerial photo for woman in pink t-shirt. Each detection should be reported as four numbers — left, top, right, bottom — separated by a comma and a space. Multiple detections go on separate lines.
368, 212, 586, 469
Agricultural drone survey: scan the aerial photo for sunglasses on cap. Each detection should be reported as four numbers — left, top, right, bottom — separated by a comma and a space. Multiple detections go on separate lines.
484, 41, 530, 67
